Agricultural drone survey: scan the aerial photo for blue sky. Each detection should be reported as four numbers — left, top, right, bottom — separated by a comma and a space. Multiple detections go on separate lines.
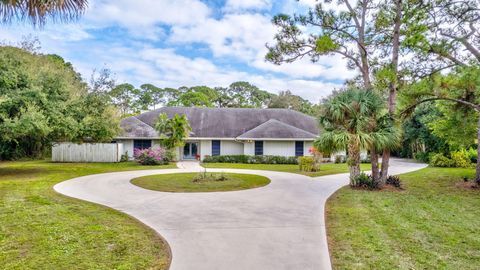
0, 0, 356, 102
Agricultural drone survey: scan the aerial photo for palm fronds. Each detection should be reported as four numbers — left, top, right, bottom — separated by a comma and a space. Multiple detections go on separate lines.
0, 0, 88, 26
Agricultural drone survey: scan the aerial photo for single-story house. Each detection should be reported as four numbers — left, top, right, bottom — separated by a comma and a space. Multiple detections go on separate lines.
115, 107, 319, 161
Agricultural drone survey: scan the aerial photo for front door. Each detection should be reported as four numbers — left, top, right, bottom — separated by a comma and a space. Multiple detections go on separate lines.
183, 142, 198, 160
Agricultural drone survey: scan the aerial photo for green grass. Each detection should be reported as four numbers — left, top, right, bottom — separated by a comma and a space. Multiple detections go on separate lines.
131, 172, 270, 192
202, 162, 372, 177
326, 167, 480, 270
0, 160, 176, 270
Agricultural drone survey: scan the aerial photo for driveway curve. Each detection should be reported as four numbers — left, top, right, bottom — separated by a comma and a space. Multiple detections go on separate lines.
54, 159, 426, 270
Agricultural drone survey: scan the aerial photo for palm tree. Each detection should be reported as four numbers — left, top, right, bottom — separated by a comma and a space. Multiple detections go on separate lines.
314, 88, 400, 185
155, 113, 192, 149
0, 0, 88, 26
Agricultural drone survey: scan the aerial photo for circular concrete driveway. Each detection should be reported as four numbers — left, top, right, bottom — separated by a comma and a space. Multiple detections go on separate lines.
54, 159, 427, 270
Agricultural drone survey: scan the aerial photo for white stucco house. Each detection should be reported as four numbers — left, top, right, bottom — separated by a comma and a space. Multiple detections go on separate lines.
114, 107, 320, 161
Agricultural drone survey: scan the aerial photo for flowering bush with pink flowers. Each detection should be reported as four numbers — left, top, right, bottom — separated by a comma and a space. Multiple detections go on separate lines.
134, 147, 169, 165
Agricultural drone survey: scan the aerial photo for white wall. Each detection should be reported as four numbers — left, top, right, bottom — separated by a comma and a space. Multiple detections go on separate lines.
221, 140, 244, 155
264, 141, 295, 156
304, 141, 313, 156
117, 139, 134, 157
243, 142, 254, 155
200, 140, 212, 160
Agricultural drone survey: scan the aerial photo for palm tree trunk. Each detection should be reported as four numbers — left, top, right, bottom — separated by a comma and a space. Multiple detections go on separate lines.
371, 146, 381, 185
348, 139, 361, 185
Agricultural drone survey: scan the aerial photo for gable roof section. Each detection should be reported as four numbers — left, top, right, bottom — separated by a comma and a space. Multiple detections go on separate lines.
119, 116, 158, 138
237, 119, 318, 139
118, 107, 319, 139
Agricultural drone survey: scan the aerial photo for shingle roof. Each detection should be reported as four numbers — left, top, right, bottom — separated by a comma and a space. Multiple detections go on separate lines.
237, 119, 318, 139
117, 107, 319, 139
119, 116, 158, 138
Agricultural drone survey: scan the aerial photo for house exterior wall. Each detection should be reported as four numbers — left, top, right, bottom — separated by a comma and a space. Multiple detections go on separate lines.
264, 141, 295, 156
304, 141, 313, 156
200, 140, 212, 160
243, 142, 254, 155
117, 139, 134, 157
220, 140, 244, 155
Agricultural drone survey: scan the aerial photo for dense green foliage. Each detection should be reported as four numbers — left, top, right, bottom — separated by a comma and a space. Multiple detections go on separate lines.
327, 167, 480, 269
0, 160, 174, 269
0, 46, 119, 159
315, 88, 400, 183
105, 81, 318, 116
298, 156, 318, 172
131, 172, 270, 192
202, 154, 298, 164
154, 113, 192, 149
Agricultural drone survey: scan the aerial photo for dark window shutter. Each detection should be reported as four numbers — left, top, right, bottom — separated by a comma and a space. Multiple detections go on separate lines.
295, 141, 304, 156
212, 140, 221, 156
254, 141, 263, 156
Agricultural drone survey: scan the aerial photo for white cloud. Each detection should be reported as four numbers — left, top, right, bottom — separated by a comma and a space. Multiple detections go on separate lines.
84, 0, 211, 39
224, 0, 272, 12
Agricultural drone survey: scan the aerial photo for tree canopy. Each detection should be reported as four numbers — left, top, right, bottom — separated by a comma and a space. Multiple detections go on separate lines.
0, 46, 119, 159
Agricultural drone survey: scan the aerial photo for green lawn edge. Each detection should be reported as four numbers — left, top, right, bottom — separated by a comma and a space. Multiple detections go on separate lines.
131, 172, 270, 192
0, 160, 176, 270
326, 167, 480, 269
201, 162, 372, 177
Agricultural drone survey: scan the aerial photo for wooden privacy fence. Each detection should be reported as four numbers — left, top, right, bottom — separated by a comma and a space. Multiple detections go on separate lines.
52, 143, 124, 163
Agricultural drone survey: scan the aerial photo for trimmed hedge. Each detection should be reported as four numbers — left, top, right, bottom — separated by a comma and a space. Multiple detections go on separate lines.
202, 154, 298, 164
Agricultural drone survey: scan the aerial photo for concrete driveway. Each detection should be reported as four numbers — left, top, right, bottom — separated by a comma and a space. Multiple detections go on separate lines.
54, 159, 426, 270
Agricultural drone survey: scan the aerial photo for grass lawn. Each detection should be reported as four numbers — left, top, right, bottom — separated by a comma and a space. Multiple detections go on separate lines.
131, 172, 270, 192
202, 162, 372, 177
326, 167, 480, 269
0, 160, 176, 270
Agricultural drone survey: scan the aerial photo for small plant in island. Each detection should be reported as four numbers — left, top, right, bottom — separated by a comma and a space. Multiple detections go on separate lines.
193, 169, 230, 182
133, 147, 169, 165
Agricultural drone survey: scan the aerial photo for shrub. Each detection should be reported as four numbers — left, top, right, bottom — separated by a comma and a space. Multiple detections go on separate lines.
414, 152, 430, 163
193, 170, 229, 182
298, 156, 319, 172
120, 151, 129, 162
429, 153, 454, 167
202, 155, 298, 164
386, 175, 402, 188
351, 172, 378, 189
134, 147, 169, 165
466, 148, 477, 163
450, 149, 473, 168
334, 155, 346, 164
163, 149, 176, 162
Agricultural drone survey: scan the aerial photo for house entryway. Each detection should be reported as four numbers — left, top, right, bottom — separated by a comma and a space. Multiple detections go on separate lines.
183, 142, 199, 160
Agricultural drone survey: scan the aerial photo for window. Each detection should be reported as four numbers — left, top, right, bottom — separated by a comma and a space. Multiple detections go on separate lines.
133, 140, 151, 150
254, 141, 263, 156
212, 140, 221, 156
295, 141, 304, 156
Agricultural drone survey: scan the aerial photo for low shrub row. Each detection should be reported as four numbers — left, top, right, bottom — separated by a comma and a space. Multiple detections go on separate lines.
202, 154, 298, 164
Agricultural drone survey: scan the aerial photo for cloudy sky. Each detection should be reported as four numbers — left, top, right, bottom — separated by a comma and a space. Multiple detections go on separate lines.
1, 0, 357, 102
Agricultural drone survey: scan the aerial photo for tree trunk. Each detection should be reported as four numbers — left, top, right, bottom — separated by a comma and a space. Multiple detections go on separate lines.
371, 146, 381, 185
476, 116, 480, 185
381, 0, 402, 182
348, 139, 361, 185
